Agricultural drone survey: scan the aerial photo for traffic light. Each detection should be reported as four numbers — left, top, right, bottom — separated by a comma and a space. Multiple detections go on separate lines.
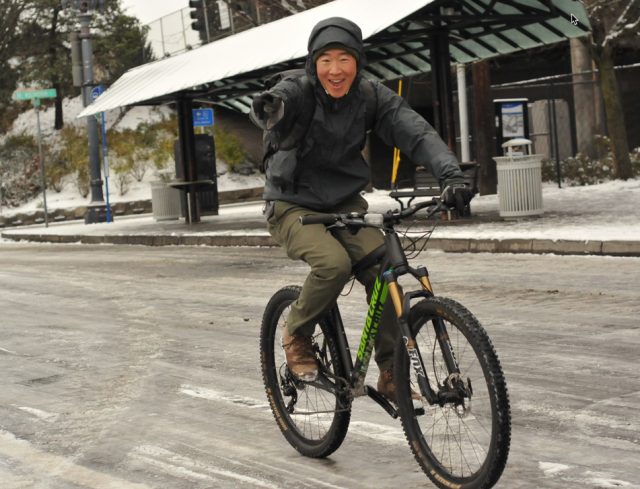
189, 0, 208, 34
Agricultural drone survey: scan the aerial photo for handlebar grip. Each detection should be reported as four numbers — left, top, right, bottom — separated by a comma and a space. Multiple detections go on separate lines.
299, 214, 338, 225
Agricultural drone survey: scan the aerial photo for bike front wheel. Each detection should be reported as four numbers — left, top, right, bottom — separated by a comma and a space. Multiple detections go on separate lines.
394, 296, 511, 489
260, 286, 351, 458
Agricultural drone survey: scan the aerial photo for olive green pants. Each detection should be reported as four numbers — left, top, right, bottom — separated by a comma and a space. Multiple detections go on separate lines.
266, 194, 398, 371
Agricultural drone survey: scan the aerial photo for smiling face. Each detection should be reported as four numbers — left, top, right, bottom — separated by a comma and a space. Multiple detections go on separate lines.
315, 48, 358, 99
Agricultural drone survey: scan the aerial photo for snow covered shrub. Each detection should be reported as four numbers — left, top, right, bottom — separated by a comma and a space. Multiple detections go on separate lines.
631, 147, 640, 176
108, 129, 135, 195
562, 153, 613, 186
148, 114, 178, 174
46, 151, 70, 193
150, 130, 175, 173
544, 136, 638, 186
58, 126, 90, 197
0, 133, 41, 206
213, 125, 246, 171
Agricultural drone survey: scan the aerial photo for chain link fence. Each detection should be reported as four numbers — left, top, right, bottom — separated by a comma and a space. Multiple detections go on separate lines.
490, 64, 640, 182
145, 1, 329, 58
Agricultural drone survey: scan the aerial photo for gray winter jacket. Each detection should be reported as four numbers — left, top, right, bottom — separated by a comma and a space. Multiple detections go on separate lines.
252, 19, 464, 211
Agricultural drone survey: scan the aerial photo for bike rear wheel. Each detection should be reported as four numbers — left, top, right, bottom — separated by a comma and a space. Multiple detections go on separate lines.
260, 286, 351, 458
394, 297, 510, 489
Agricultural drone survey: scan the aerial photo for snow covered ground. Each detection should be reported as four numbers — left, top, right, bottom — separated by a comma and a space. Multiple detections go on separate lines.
0, 161, 265, 217
3, 177, 639, 244
404, 178, 640, 242
2, 95, 639, 243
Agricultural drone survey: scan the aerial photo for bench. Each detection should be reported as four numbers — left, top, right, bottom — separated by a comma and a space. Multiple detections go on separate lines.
389, 162, 479, 217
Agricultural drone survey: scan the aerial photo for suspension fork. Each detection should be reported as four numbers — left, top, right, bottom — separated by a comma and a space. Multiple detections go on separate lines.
385, 270, 439, 405
382, 231, 441, 404
432, 317, 462, 378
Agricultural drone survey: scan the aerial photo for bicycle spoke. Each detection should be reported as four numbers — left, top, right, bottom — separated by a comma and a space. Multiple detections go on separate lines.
395, 297, 510, 487
261, 288, 352, 457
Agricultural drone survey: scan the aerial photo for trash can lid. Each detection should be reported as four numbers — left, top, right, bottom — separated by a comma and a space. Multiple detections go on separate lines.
502, 138, 532, 148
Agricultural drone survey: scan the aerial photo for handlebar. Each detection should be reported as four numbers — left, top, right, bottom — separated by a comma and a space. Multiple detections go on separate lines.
299, 196, 446, 229
298, 214, 340, 225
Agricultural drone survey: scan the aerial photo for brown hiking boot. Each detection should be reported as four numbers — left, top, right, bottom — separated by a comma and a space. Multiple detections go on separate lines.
377, 368, 421, 404
282, 326, 319, 382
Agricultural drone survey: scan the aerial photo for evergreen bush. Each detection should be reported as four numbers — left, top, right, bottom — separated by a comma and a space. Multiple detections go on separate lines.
0, 133, 41, 206
542, 135, 639, 185
213, 125, 246, 170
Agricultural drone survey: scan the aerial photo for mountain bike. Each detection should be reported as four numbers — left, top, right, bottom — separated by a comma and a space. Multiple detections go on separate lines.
259, 196, 511, 489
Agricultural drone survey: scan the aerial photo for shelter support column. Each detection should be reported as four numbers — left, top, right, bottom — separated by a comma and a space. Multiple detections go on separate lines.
177, 97, 200, 223
472, 60, 497, 194
430, 28, 456, 150
457, 64, 470, 163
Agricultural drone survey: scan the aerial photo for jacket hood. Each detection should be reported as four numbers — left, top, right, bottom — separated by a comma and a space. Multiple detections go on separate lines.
305, 17, 366, 83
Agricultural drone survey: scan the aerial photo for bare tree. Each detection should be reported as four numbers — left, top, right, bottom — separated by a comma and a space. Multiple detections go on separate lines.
584, 0, 640, 179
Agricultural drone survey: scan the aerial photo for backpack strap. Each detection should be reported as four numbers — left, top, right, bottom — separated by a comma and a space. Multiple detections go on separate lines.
259, 70, 313, 173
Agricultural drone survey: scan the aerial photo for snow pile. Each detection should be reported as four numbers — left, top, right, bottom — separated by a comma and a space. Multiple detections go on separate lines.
366, 179, 640, 242
6, 96, 173, 139
2, 160, 265, 217
1, 96, 264, 216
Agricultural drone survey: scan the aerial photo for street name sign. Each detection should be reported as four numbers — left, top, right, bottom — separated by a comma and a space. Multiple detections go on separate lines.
13, 88, 57, 101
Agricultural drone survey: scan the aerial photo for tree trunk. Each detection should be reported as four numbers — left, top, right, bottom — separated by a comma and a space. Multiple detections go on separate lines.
54, 82, 63, 130
472, 60, 496, 194
594, 45, 632, 179
48, 7, 63, 130
570, 37, 597, 158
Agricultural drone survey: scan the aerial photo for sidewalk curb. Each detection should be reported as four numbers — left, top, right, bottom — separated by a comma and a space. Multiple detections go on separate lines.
3, 231, 640, 257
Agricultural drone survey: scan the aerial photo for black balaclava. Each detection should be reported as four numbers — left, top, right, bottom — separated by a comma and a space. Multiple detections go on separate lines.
305, 17, 367, 98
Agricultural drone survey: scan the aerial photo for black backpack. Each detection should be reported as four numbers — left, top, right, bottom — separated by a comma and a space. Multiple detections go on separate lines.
259, 69, 378, 174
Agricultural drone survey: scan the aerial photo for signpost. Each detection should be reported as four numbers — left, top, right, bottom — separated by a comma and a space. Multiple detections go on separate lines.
91, 85, 112, 222
13, 88, 58, 227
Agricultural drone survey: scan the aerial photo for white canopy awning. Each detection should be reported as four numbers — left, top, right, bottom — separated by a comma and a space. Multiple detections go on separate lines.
79, 0, 590, 117
79, 0, 435, 116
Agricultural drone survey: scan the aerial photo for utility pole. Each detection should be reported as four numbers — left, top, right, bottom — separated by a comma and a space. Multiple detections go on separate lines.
78, 7, 107, 223
63, 0, 107, 223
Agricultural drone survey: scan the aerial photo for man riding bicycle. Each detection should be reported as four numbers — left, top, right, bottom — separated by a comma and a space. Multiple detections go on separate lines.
250, 16, 471, 403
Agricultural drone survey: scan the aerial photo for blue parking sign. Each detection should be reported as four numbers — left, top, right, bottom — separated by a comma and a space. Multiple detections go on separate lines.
91, 85, 104, 101
193, 108, 214, 127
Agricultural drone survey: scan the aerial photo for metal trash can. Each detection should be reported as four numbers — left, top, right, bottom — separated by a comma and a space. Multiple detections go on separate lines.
494, 138, 544, 218
151, 181, 181, 221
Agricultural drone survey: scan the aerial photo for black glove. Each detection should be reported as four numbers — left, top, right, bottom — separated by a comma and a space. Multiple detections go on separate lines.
442, 177, 472, 214
251, 92, 283, 121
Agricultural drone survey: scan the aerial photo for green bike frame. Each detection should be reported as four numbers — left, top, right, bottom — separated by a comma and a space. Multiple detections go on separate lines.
346, 231, 452, 407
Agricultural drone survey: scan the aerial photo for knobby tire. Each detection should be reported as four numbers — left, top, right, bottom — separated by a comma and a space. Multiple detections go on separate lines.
260, 286, 351, 458
394, 297, 511, 489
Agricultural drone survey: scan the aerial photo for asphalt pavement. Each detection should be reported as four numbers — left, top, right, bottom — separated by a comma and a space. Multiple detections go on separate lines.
1, 244, 639, 488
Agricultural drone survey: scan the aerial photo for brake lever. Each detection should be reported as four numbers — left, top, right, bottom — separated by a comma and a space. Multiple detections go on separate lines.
326, 222, 347, 231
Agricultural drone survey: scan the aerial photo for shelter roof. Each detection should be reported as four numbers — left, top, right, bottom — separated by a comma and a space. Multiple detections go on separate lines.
79, 0, 590, 117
